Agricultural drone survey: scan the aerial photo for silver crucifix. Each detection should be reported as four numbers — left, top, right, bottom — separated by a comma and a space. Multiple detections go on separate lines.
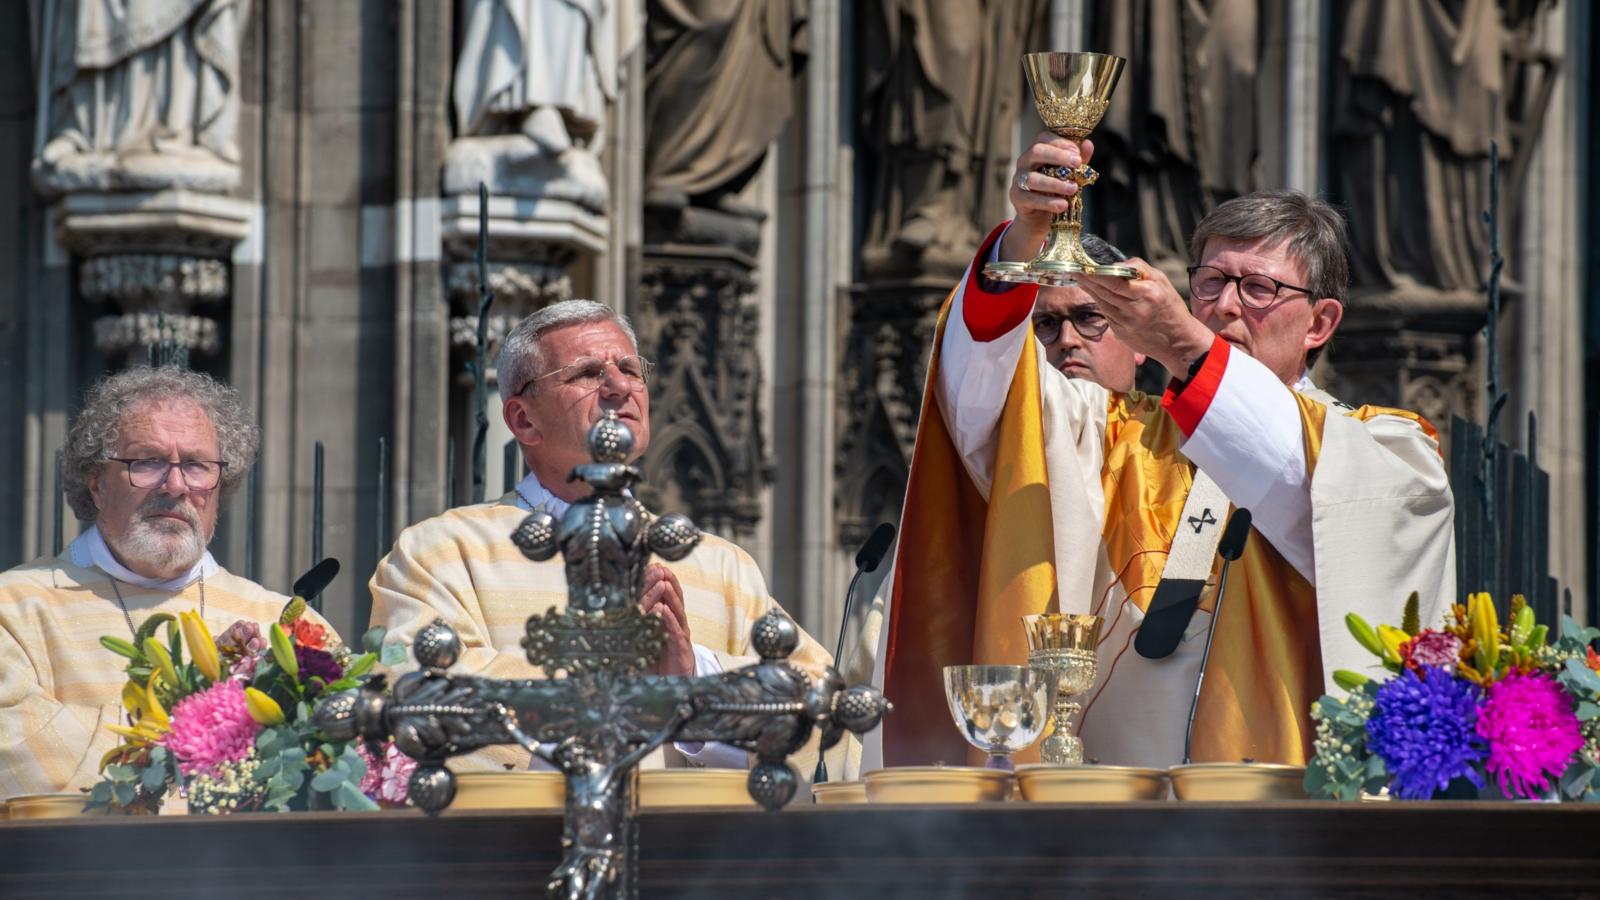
315, 411, 889, 899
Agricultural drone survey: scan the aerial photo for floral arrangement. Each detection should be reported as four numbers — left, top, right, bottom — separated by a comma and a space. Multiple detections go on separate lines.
1306, 592, 1600, 802
90, 598, 413, 814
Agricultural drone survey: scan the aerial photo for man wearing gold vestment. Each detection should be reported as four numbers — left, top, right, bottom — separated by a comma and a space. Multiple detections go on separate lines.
0, 368, 333, 796
874, 135, 1455, 770
370, 300, 839, 775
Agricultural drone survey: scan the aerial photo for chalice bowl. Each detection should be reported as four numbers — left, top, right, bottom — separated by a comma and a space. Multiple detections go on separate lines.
943, 665, 1056, 771
1022, 613, 1104, 765
985, 52, 1138, 286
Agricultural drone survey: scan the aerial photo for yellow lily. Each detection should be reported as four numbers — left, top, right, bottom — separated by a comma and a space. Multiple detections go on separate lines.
1469, 593, 1500, 676
143, 637, 181, 690
121, 681, 147, 717
142, 678, 170, 729
106, 720, 167, 743
244, 687, 286, 726
1377, 625, 1410, 664
180, 610, 222, 683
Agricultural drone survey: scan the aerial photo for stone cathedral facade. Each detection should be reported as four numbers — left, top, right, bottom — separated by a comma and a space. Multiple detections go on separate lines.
0, 1, 1593, 641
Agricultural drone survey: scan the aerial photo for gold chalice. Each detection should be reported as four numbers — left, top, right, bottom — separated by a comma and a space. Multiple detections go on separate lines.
1022, 613, 1103, 765
985, 52, 1138, 286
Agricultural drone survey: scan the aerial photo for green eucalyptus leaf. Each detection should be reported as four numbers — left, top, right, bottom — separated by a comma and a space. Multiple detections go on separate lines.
361, 627, 387, 654
311, 769, 346, 792
335, 781, 379, 812
1565, 658, 1600, 692
89, 781, 112, 804
380, 643, 409, 667
106, 764, 136, 781
112, 782, 136, 807
140, 765, 168, 793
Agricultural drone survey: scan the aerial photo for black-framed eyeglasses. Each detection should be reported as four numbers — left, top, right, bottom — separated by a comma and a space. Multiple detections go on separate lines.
1186, 265, 1316, 309
1033, 307, 1111, 342
108, 458, 227, 491
521, 355, 654, 396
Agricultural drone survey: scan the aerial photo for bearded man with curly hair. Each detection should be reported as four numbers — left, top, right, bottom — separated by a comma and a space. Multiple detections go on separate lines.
0, 367, 332, 796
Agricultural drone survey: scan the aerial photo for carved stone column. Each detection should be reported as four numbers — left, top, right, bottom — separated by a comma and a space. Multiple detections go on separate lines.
438, 195, 605, 365
634, 242, 774, 540
53, 191, 251, 368
1325, 292, 1488, 440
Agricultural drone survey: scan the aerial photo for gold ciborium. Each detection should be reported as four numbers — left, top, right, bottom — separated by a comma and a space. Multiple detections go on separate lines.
1022, 613, 1103, 765
985, 52, 1138, 286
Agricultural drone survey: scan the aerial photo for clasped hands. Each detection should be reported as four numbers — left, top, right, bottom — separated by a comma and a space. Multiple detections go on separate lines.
999, 132, 1215, 377
641, 563, 695, 676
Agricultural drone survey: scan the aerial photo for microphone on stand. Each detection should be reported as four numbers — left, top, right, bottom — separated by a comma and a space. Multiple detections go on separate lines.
1182, 509, 1251, 766
814, 522, 896, 785
288, 558, 341, 613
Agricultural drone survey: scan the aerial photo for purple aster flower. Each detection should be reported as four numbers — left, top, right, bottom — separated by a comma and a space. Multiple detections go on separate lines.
1366, 666, 1487, 799
294, 645, 344, 695
1476, 671, 1583, 799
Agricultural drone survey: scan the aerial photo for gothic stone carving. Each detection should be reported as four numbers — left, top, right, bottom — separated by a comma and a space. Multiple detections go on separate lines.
633, 248, 774, 539
1325, 296, 1490, 458
836, 280, 945, 549
53, 191, 251, 366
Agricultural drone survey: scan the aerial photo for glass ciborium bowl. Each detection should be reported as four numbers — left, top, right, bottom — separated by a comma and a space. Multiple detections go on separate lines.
1022, 613, 1104, 765
942, 664, 1057, 771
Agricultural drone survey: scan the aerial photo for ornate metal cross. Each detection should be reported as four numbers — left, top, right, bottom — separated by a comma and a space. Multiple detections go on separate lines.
315, 411, 889, 899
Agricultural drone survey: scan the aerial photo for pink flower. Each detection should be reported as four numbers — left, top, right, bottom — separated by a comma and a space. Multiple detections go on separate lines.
216, 621, 267, 680
1475, 671, 1583, 799
356, 741, 417, 806
1401, 630, 1461, 673
161, 681, 261, 779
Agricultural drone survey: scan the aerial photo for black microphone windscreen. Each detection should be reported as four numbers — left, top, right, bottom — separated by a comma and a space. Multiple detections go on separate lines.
855, 523, 897, 573
292, 557, 341, 600
1218, 509, 1252, 561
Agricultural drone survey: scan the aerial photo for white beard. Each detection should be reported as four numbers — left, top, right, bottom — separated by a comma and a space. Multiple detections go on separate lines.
110, 510, 207, 575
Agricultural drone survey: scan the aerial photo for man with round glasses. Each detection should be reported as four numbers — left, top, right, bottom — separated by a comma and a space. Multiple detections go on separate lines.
0, 367, 332, 795
371, 300, 838, 775
1032, 233, 1146, 393
877, 134, 1454, 771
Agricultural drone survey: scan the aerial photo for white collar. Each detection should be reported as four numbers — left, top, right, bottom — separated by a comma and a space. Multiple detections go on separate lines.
511, 472, 571, 517
69, 524, 218, 591
1292, 371, 1314, 393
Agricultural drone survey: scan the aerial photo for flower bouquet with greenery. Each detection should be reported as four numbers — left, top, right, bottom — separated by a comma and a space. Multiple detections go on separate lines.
89, 598, 414, 814
1306, 592, 1600, 802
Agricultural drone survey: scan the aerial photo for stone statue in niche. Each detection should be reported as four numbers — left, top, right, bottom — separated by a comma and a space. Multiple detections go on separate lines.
642, 0, 806, 254
1091, 0, 1268, 282
447, 0, 635, 210
32, 0, 250, 196
858, 0, 1046, 280
1330, 0, 1555, 297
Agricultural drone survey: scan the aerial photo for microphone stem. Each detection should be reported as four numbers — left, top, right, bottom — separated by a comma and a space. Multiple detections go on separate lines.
1183, 559, 1234, 766
815, 566, 868, 785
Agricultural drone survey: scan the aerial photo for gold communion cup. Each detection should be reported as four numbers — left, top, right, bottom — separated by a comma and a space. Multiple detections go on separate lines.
985, 52, 1138, 286
1021, 613, 1104, 765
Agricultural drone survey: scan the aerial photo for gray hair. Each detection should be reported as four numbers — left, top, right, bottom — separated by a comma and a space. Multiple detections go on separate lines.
495, 300, 639, 403
63, 367, 260, 522
1081, 233, 1127, 267
1189, 190, 1349, 302
1189, 191, 1349, 366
